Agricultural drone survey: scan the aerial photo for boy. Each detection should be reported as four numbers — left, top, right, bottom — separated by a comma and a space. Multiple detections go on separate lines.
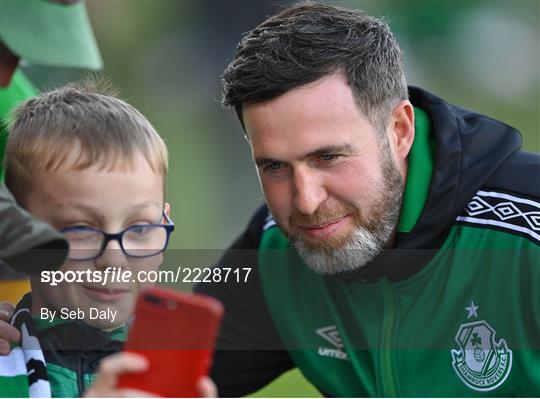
0, 82, 173, 397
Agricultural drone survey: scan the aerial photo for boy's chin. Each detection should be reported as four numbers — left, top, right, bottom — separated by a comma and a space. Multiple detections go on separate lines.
76, 303, 133, 331
83, 315, 128, 331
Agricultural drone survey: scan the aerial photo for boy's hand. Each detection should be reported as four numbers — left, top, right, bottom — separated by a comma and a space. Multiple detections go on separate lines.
0, 301, 20, 355
84, 352, 217, 397
197, 376, 218, 398
84, 352, 154, 398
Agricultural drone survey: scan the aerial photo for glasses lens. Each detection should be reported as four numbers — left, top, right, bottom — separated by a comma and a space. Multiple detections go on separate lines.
63, 228, 104, 260
122, 225, 168, 257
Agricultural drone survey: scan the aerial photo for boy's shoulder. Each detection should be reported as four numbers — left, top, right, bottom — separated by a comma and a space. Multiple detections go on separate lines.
4, 293, 126, 397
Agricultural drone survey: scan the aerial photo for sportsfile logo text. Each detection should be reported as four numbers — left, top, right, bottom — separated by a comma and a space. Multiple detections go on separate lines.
41, 266, 252, 286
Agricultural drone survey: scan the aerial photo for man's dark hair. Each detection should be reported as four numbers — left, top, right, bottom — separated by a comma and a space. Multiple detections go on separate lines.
222, 1, 408, 131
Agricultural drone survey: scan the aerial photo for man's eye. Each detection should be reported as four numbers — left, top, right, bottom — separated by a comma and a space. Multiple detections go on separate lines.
319, 154, 337, 161
265, 162, 283, 172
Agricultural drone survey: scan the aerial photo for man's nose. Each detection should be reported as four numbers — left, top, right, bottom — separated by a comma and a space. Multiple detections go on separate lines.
292, 168, 327, 215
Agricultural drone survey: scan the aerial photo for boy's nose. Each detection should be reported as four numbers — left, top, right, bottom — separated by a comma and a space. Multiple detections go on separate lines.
94, 239, 128, 270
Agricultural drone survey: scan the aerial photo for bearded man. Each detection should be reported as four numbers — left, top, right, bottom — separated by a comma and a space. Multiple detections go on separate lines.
195, 2, 540, 397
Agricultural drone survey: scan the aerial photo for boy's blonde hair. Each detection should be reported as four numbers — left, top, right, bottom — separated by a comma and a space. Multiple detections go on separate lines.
4, 79, 168, 204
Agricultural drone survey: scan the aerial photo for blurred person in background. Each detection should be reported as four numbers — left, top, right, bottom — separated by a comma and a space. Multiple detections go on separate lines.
0, 0, 102, 303
0, 183, 68, 356
196, 2, 540, 396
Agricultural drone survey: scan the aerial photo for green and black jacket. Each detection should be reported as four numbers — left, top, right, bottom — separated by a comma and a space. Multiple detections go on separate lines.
196, 87, 540, 397
0, 294, 125, 397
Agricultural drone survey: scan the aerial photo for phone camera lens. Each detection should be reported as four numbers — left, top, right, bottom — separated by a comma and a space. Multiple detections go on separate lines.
166, 299, 177, 310
145, 294, 162, 305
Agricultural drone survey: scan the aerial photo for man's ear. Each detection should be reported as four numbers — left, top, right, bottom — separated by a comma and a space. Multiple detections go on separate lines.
389, 100, 415, 161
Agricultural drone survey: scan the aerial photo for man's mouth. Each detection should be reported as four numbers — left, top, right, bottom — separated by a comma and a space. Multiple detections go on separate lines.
297, 215, 350, 240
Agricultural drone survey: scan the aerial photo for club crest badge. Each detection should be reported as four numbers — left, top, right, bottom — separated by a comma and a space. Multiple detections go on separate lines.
451, 308, 512, 391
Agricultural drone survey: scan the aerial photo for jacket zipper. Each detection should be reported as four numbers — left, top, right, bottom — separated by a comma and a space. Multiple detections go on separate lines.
77, 352, 86, 395
380, 278, 398, 397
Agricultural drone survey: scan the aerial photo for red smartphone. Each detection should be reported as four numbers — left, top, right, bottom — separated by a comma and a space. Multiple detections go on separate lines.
117, 287, 224, 397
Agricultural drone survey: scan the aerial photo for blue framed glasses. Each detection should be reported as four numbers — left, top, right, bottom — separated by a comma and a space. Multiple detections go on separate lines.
59, 211, 174, 261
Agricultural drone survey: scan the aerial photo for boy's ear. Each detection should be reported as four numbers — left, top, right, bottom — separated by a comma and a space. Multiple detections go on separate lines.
164, 202, 171, 218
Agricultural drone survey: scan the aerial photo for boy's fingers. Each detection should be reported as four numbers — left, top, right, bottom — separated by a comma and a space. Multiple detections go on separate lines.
0, 302, 15, 313
85, 388, 157, 398
0, 339, 12, 356
115, 388, 159, 398
93, 352, 148, 388
85, 353, 151, 398
0, 301, 18, 352
0, 310, 10, 323
0, 302, 15, 321
197, 376, 218, 398
0, 310, 9, 322
98, 352, 148, 376
0, 320, 20, 347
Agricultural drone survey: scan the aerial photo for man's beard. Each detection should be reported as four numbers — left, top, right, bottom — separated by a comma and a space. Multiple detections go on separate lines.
290, 140, 404, 275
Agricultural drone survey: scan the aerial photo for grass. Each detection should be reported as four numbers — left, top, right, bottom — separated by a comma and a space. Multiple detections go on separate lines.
248, 368, 322, 398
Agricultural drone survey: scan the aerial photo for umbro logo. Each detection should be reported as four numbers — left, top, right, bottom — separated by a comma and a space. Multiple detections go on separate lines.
316, 325, 349, 361
316, 325, 343, 348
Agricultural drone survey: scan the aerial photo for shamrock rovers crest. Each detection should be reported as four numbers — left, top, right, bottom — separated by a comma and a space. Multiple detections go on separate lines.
451, 320, 512, 391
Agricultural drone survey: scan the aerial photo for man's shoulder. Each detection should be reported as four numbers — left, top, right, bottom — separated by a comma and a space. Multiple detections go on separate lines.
222, 204, 272, 251
485, 150, 540, 198
456, 150, 540, 245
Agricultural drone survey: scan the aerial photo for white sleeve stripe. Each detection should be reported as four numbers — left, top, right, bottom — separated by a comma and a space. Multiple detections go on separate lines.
456, 215, 540, 242
477, 190, 540, 208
